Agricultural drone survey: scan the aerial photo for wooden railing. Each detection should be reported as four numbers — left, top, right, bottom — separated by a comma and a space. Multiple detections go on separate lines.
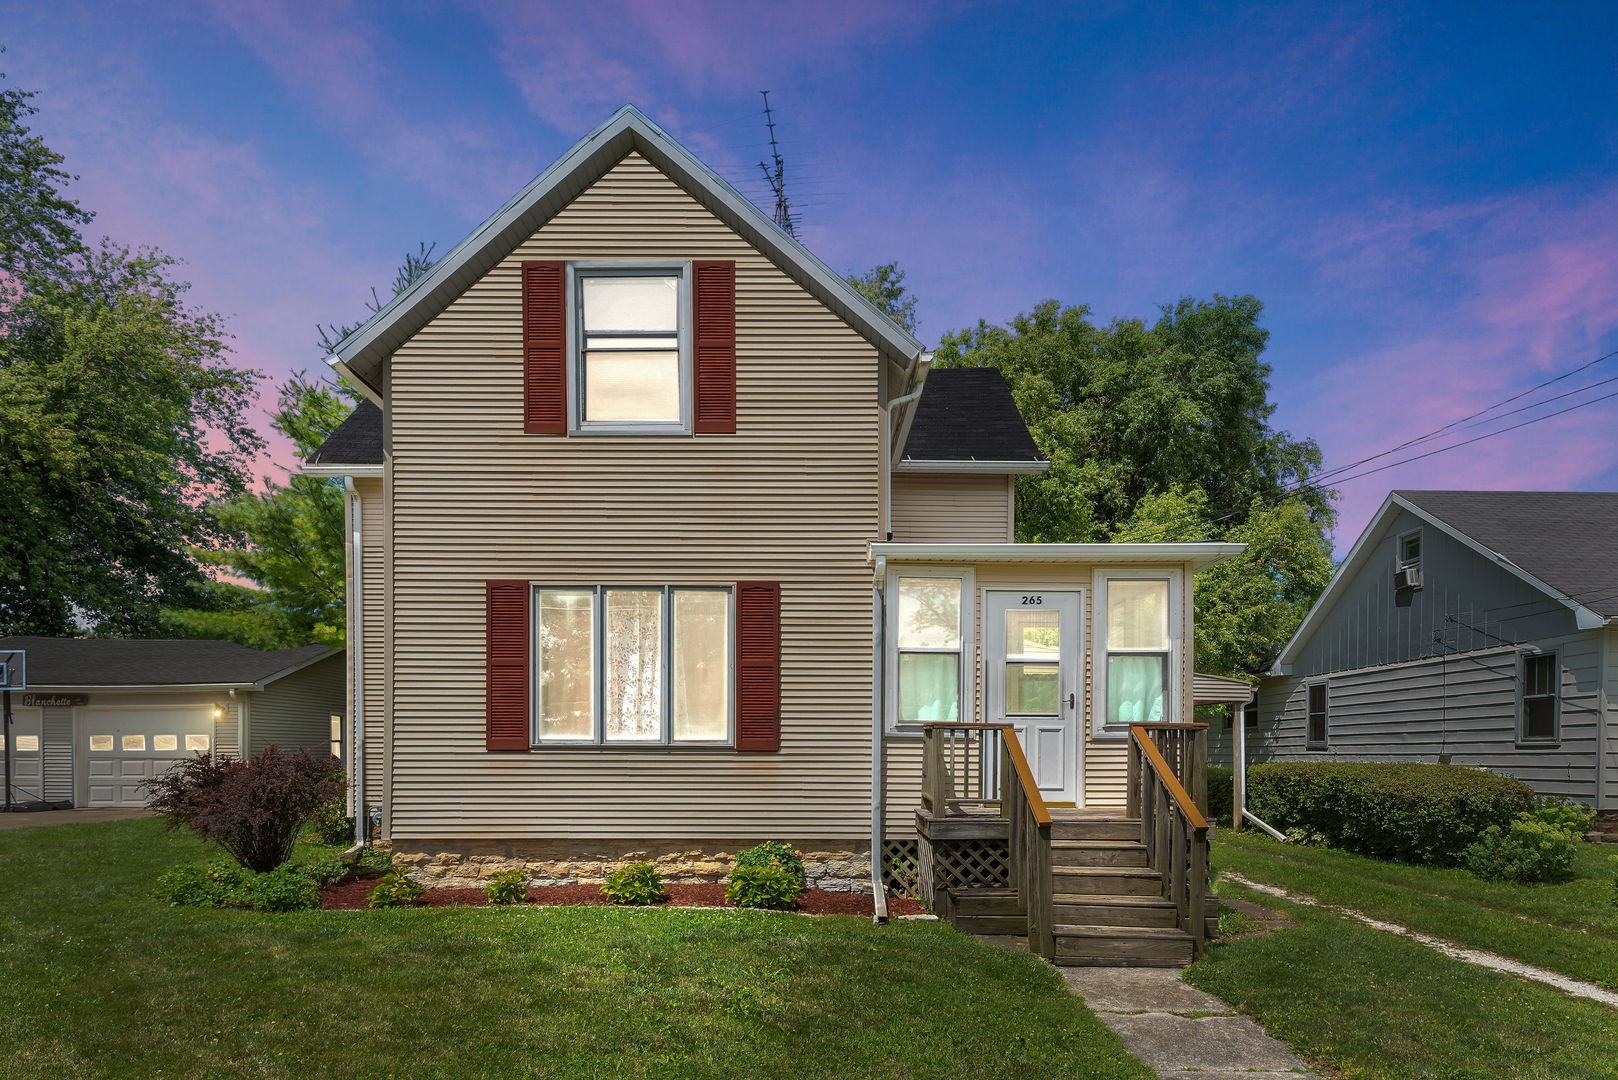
920, 722, 1006, 816
998, 727, 1055, 959
1126, 722, 1210, 958
921, 723, 1055, 960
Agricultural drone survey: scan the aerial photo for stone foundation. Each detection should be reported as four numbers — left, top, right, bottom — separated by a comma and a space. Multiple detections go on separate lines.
388, 838, 873, 892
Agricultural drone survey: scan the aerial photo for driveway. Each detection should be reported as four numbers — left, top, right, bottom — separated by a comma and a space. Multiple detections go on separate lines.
0, 807, 153, 831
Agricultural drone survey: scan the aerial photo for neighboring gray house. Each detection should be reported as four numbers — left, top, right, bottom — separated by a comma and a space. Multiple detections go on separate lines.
1257, 491, 1618, 810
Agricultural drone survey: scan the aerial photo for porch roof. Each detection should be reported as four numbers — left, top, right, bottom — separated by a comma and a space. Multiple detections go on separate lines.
868, 541, 1245, 571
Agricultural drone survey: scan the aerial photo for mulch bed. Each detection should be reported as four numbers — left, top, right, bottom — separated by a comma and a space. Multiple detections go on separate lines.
320, 874, 926, 916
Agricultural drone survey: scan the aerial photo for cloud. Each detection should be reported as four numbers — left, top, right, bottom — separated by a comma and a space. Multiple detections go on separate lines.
198, 0, 532, 216
1301, 183, 1618, 544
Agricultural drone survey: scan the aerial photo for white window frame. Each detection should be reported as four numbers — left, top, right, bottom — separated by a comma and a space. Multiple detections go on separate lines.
1396, 528, 1423, 572
884, 565, 975, 736
1092, 568, 1182, 739
1518, 651, 1560, 744
531, 584, 734, 747
567, 262, 692, 436
1305, 680, 1330, 749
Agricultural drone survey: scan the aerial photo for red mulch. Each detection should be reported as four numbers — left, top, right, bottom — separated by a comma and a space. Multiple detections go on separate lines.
320, 873, 925, 916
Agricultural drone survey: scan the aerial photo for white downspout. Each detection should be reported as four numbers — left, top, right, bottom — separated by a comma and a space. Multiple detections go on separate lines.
345, 477, 367, 849
870, 556, 888, 922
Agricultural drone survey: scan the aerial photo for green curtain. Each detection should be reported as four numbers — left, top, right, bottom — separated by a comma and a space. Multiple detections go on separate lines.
899, 653, 959, 723
1108, 654, 1164, 726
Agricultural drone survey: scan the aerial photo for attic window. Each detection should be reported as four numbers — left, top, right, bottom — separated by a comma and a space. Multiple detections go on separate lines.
1395, 529, 1423, 590
573, 267, 687, 433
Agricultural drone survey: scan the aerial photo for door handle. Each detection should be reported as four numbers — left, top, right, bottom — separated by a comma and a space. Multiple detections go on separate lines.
1066, 692, 1076, 710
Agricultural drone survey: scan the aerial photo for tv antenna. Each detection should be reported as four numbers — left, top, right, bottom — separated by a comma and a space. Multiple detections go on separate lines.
757, 90, 795, 237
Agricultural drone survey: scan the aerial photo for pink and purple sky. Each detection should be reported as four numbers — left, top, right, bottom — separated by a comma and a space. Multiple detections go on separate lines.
5, 1, 1616, 547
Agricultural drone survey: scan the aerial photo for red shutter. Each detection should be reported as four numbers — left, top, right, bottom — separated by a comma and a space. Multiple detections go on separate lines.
735, 581, 781, 752
522, 261, 566, 434
485, 581, 531, 751
692, 260, 737, 434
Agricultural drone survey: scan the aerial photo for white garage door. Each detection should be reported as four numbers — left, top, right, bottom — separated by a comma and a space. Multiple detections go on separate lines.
83, 707, 213, 807
6, 707, 44, 803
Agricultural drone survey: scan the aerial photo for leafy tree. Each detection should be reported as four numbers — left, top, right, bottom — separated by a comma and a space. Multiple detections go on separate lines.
1112, 489, 1334, 676
935, 295, 1336, 675
846, 262, 918, 335
0, 62, 92, 288
165, 248, 435, 647
0, 244, 263, 635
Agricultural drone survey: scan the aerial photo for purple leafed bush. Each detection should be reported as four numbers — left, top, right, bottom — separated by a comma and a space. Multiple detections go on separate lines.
144, 747, 344, 872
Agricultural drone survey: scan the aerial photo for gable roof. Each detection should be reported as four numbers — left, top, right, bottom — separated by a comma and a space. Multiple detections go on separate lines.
1396, 490, 1618, 617
1272, 490, 1618, 672
897, 368, 1047, 471
305, 366, 1050, 471
324, 105, 924, 401
0, 637, 336, 688
305, 400, 382, 467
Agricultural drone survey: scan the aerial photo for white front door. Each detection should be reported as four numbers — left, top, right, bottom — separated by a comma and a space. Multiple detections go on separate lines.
985, 589, 1083, 805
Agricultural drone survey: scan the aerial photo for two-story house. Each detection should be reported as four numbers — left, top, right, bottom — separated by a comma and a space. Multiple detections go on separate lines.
303, 106, 1244, 965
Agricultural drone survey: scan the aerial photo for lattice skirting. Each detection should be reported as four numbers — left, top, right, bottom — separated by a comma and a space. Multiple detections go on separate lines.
881, 839, 920, 898
929, 838, 1010, 889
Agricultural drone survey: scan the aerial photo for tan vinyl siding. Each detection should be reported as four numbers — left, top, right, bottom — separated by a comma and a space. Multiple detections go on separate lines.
384, 152, 880, 842
890, 475, 1013, 542
883, 560, 1197, 829
357, 477, 387, 809
245, 655, 345, 757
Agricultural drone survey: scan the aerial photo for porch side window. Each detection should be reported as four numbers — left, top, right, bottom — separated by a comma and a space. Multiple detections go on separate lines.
1095, 572, 1177, 736
892, 573, 968, 729
1520, 652, 1559, 742
574, 267, 687, 432
535, 586, 730, 745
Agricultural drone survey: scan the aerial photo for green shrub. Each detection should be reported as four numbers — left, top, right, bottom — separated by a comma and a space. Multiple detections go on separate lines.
367, 868, 425, 908
1247, 762, 1534, 866
156, 862, 225, 906
1526, 796, 1596, 839
355, 846, 394, 874
305, 798, 356, 847
601, 862, 667, 906
732, 841, 807, 888
1206, 766, 1234, 825
1463, 817, 1579, 883
246, 866, 322, 911
726, 865, 803, 910
296, 857, 351, 887
484, 869, 529, 906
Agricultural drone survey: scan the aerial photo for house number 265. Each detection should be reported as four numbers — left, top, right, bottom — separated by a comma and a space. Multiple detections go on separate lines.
1020, 595, 1044, 605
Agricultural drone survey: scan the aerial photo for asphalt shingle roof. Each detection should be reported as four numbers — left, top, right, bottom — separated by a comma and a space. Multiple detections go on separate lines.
1396, 490, 1618, 617
900, 368, 1044, 464
306, 401, 383, 466
0, 637, 335, 687
308, 367, 1046, 467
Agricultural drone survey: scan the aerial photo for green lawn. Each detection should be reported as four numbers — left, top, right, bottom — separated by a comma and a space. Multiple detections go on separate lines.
1213, 831, 1618, 988
1188, 880, 1618, 1080
0, 818, 1150, 1080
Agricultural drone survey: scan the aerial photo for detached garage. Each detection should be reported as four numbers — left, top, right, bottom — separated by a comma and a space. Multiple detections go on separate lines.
1, 637, 345, 808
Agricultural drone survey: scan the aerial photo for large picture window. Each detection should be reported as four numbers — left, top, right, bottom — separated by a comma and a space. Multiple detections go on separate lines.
573, 266, 688, 433
887, 569, 973, 732
1094, 570, 1179, 736
535, 585, 730, 745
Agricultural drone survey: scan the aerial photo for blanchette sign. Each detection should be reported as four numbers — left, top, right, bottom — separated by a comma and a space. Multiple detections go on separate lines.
21, 694, 89, 708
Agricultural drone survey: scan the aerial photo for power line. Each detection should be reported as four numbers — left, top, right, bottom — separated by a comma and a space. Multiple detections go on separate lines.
1113, 351, 1618, 546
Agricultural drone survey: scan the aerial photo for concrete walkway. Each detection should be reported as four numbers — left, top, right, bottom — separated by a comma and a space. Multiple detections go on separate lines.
0, 807, 152, 831
1062, 967, 1321, 1080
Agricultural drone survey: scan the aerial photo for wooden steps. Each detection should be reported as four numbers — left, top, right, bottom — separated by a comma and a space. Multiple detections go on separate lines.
939, 810, 1205, 967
